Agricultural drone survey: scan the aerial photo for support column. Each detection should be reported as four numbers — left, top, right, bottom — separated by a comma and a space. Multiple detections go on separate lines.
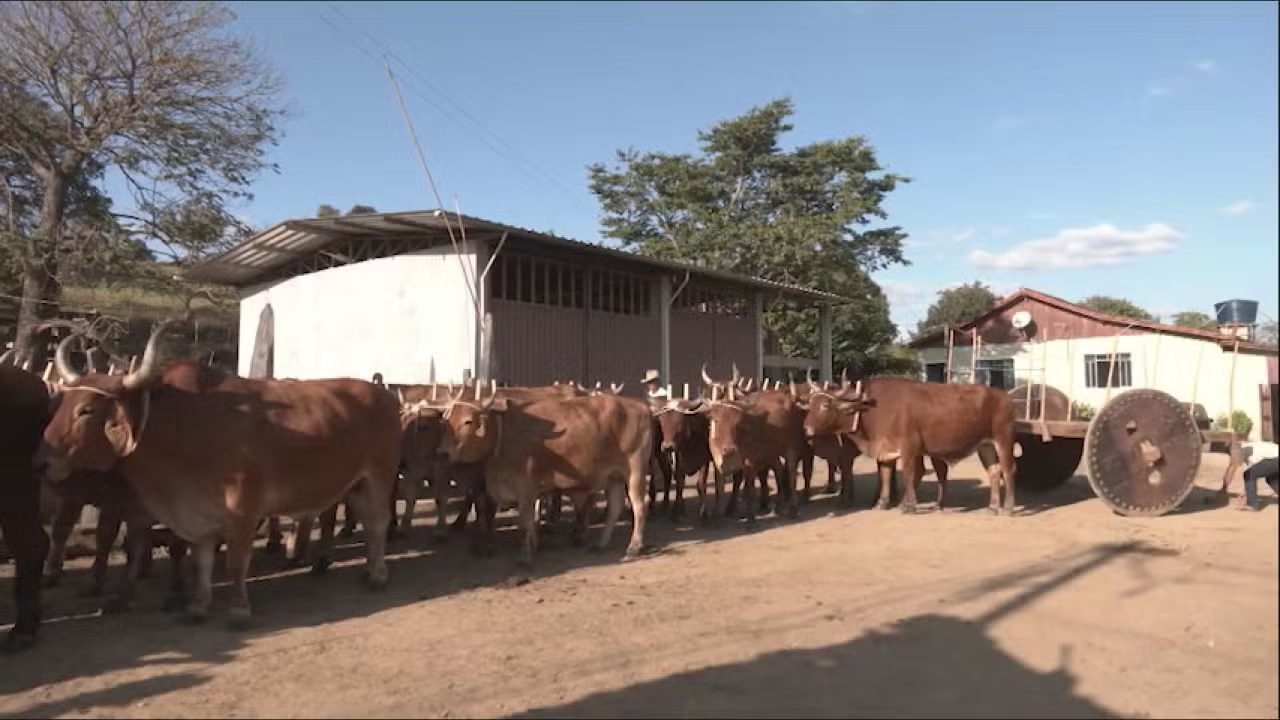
657, 274, 672, 384
473, 239, 491, 381
818, 304, 833, 382
753, 293, 765, 381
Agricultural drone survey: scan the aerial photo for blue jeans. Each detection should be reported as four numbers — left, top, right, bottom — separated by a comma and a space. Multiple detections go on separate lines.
1243, 457, 1279, 507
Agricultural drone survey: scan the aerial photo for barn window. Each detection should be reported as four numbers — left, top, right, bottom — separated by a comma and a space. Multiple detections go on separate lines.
1084, 353, 1132, 388
975, 358, 1015, 390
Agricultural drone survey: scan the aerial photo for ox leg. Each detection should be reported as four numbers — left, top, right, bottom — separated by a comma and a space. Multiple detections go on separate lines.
596, 480, 628, 552
0, 478, 47, 651
287, 516, 313, 568
312, 506, 337, 574
994, 436, 1018, 515
876, 463, 893, 509
839, 454, 856, 508
625, 461, 652, 558
900, 452, 922, 514
932, 456, 950, 511
42, 493, 84, 588
88, 502, 124, 597
696, 466, 716, 520
569, 493, 591, 547
398, 470, 422, 538
184, 539, 217, 624
225, 523, 257, 630
783, 456, 801, 519
726, 472, 742, 517
433, 465, 453, 543
163, 536, 189, 612
347, 478, 390, 590
265, 516, 284, 556
516, 486, 539, 568
742, 470, 759, 529
471, 490, 498, 557
338, 502, 358, 538
976, 444, 1002, 513
104, 508, 151, 614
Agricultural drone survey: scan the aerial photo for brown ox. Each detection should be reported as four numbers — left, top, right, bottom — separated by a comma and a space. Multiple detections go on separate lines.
0, 364, 50, 650
437, 383, 652, 566
648, 389, 715, 522
38, 324, 402, 626
802, 377, 1018, 513
694, 376, 808, 525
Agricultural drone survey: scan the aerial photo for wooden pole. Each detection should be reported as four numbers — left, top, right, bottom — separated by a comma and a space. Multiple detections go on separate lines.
1039, 325, 1050, 423
944, 327, 954, 384
1189, 341, 1205, 417
1103, 330, 1121, 406
970, 329, 979, 384
1149, 332, 1162, 388
1228, 339, 1240, 430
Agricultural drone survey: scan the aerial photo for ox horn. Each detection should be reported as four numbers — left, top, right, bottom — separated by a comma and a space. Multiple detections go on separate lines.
701, 363, 714, 386
42, 362, 54, 382
841, 368, 850, 388
790, 376, 798, 398
744, 378, 754, 392
0, 348, 16, 366
683, 383, 689, 401
610, 382, 624, 395
397, 388, 406, 405
123, 320, 175, 390
55, 334, 84, 383
431, 383, 438, 402
731, 362, 741, 383
490, 379, 497, 399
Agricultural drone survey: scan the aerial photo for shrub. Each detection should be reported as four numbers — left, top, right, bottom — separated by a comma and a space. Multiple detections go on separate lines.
1071, 401, 1096, 421
1213, 410, 1253, 438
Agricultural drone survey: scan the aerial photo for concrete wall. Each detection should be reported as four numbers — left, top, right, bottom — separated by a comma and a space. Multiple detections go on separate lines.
238, 247, 478, 384
917, 333, 1274, 439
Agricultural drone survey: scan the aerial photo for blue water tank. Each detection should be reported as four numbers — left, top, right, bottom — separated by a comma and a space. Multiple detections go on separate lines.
1214, 299, 1258, 325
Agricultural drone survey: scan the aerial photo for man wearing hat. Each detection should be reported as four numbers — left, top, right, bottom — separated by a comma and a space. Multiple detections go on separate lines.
641, 369, 662, 397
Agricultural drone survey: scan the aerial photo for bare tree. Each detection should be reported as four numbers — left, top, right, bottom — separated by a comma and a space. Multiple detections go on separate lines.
0, 1, 282, 363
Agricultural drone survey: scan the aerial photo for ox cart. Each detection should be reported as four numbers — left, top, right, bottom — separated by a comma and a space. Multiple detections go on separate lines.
1008, 383, 1242, 518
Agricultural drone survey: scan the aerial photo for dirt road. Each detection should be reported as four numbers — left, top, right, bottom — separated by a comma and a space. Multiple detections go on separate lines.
2, 453, 1276, 718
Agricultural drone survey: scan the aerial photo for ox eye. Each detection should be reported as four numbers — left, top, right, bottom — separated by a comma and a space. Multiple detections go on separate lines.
463, 418, 475, 426
76, 405, 95, 417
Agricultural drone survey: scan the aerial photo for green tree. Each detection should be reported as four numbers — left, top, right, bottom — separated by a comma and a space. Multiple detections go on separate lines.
347, 204, 378, 215
1079, 295, 1154, 321
0, 1, 282, 363
588, 98, 909, 375
1257, 320, 1278, 346
914, 282, 998, 337
1170, 311, 1215, 329
316, 204, 340, 218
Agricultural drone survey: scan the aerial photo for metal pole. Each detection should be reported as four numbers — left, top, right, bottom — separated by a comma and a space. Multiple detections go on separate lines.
1228, 339, 1240, 434
1039, 325, 1050, 424
1103, 330, 1121, 406
818, 305, 833, 383
944, 327, 954, 383
970, 328, 978, 384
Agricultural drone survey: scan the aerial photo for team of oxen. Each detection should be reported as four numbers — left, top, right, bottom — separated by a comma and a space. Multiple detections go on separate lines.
0, 318, 1019, 651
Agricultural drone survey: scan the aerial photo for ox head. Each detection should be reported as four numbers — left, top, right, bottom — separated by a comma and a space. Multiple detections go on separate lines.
39, 322, 173, 482
690, 384, 757, 476
647, 385, 707, 454
437, 379, 508, 464
801, 379, 875, 440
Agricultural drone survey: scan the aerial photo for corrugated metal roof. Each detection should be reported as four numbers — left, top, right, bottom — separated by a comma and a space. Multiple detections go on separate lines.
185, 210, 847, 304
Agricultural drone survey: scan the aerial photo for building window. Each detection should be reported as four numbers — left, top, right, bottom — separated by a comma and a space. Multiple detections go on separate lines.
492, 253, 649, 316
925, 363, 946, 383
1084, 353, 1132, 388
975, 358, 1015, 390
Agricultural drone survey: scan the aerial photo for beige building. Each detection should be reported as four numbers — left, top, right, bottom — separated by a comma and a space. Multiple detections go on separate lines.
911, 289, 1279, 441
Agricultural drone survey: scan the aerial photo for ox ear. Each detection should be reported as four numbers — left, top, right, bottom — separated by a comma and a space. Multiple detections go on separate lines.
103, 398, 140, 457
489, 397, 509, 413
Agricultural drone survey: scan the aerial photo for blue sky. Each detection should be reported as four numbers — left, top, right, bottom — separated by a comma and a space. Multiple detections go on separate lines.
207, 1, 1277, 335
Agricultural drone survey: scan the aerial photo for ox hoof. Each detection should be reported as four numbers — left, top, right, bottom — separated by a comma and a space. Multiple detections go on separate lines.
3, 631, 37, 654
263, 540, 285, 556
102, 596, 133, 615
363, 572, 389, 592
787, 505, 801, 520
162, 593, 188, 613
900, 504, 918, 515
986, 505, 1001, 515
824, 484, 839, 496
226, 609, 253, 631
623, 544, 653, 560
875, 500, 891, 511
337, 526, 356, 539
309, 557, 332, 576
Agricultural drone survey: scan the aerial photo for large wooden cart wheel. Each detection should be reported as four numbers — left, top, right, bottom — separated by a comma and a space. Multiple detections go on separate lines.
1085, 388, 1202, 517
1015, 436, 1084, 492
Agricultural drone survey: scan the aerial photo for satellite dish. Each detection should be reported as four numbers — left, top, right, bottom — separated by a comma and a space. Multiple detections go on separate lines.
1011, 311, 1033, 330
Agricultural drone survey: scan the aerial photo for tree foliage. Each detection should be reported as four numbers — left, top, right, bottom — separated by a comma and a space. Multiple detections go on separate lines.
1170, 311, 1215, 329
588, 98, 910, 375
0, 0, 283, 360
347, 204, 378, 215
316, 204, 340, 218
914, 282, 999, 337
1257, 321, 1278, 346
1078, 295, 1154, 321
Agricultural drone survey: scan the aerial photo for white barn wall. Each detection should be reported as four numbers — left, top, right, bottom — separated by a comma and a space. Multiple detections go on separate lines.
238, 247, 478, 384
918, 334, 1272, 439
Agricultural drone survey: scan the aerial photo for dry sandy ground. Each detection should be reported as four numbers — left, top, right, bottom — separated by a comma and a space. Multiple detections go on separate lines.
1, 453, 1276, 719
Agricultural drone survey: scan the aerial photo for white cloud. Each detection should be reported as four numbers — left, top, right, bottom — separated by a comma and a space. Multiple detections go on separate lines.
1192, 59, 1217, 74
1220, 199, 1255, 216
1147, 84, 1173, 98
968, 223, 1181, 271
